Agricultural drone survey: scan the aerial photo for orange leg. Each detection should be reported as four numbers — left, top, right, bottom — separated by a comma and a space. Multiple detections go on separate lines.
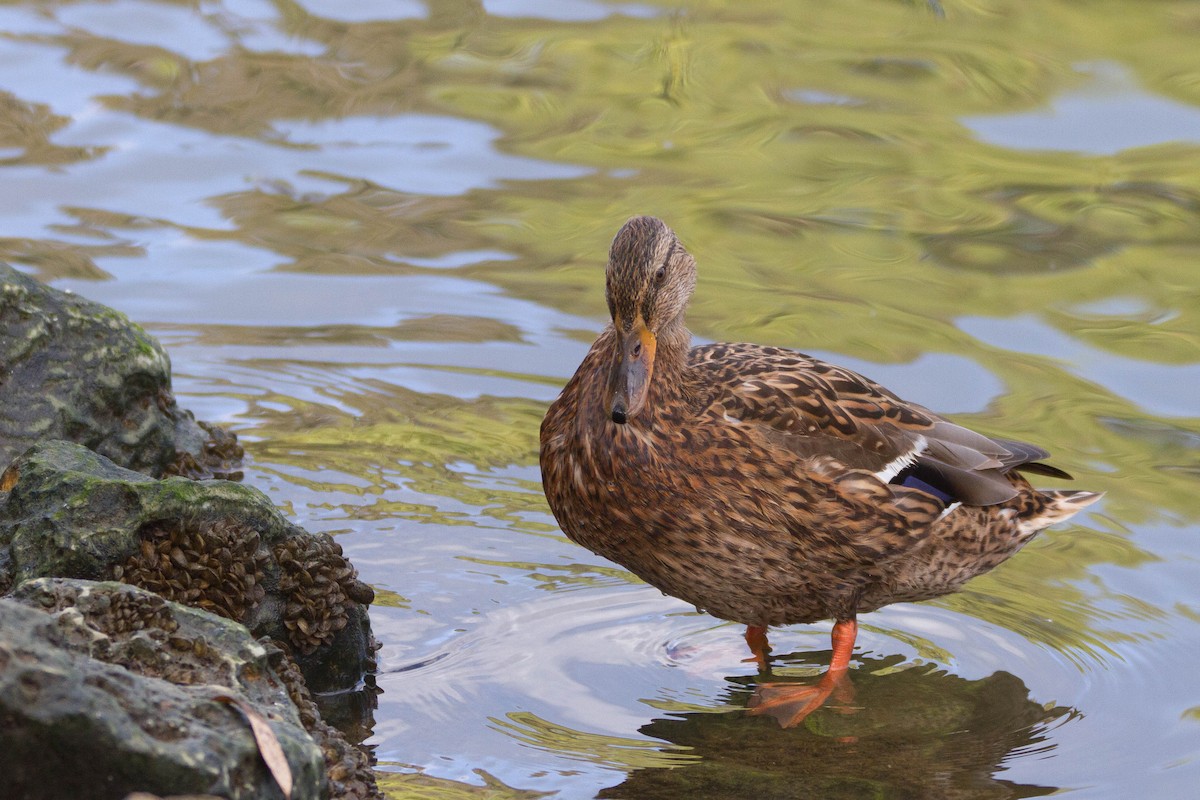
829, 617, 857, 673
747, 617, 859, 728
743, 624, 771, 670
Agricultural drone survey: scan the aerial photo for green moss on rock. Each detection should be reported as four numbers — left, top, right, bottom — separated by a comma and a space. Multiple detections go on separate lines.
0, 263, 242, 479
0, 440, 376, 693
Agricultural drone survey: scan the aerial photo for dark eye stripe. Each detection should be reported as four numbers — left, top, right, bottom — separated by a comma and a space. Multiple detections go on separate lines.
641, 240, 674, 322
659, 239, 676, 279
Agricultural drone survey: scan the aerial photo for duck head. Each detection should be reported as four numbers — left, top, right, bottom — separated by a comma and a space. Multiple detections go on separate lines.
603, 216, 697, 424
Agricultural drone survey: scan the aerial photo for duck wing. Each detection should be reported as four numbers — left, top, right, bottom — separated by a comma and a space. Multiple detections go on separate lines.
690, 343, 1063, 507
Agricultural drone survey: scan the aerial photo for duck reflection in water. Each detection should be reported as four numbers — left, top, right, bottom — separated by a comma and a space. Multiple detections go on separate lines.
540, 216, 1101, 727
597, 656, 1072, 799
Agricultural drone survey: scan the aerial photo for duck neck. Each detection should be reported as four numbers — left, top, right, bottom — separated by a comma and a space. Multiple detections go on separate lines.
649, 315, 691, 401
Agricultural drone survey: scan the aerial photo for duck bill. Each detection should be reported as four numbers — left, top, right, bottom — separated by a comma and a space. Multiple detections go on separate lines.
606, 317, 657, 424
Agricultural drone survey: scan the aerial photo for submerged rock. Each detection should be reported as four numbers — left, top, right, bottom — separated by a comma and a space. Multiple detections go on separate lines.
0, 578, 325, 800
0, 263, 242, 479
0, 439, 376, 694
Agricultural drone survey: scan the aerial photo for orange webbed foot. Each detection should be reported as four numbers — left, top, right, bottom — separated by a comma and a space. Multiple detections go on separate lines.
746, 669, 856, 727
744, 617, 860, 728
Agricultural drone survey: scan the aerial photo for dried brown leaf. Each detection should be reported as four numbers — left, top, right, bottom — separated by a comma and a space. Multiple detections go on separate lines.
214, 694, 293, 799
0, 464, 18, 491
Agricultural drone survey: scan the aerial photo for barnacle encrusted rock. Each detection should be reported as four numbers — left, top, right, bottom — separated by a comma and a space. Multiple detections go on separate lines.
0, 578, 325, 800
0, 439, 376, 693
274, 646, 382, 800
0, 262, 242, 479
117, 518, 271, 622
276, 534, 376, 656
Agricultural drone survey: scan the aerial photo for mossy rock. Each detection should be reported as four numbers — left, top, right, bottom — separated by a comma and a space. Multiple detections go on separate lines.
0, 578, 325, 800
0, 263, 241, 479
0, 440, 376, 693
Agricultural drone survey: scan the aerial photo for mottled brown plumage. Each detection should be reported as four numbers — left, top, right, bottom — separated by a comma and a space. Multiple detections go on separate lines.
539, 216, 1102, 723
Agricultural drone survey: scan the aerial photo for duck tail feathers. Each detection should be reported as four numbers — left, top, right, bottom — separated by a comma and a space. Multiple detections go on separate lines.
1021, 490, 1104, 535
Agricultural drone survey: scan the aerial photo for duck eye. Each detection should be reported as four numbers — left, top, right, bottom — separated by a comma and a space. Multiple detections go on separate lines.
654, 266, 666, 283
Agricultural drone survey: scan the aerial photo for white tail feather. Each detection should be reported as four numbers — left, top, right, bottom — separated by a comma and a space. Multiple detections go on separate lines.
1019, 491, 1104, 535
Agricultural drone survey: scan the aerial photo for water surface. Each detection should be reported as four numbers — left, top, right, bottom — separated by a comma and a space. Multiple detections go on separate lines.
2, 1, 1199, 798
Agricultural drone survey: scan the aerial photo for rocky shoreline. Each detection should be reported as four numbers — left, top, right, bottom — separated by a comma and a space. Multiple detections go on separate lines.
0, 263, 382, 800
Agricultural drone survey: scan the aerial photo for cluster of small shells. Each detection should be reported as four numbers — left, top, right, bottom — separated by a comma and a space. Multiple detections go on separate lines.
86, 586, 181, 637
115, 517, 269, 622
272, 644, 382, 800
163, 419, 246, 481
27, 581, 260, 703
31, 580, 179, 637
108, 616, 226, 688
274, 535, 373, 656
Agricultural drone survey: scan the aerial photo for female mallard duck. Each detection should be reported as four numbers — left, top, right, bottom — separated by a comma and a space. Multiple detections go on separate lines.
539, 216, 1102, 726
